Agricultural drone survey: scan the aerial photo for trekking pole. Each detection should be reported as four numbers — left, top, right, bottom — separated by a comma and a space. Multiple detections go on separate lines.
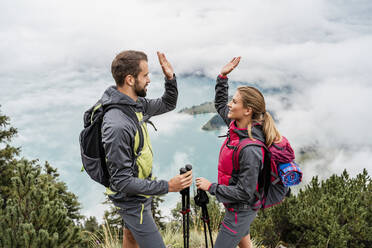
180, 164, 192, 248
185, 164, 192, 248
202, 205, 209, 248
180, 167, 187, 248
204, 203, 214, 248
194, 189, 214, 248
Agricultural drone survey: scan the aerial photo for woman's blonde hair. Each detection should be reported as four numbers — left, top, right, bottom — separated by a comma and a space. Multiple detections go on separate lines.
237, 86, 281, 147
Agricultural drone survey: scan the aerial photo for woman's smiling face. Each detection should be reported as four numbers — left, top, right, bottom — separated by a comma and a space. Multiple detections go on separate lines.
227, 90, 249, 121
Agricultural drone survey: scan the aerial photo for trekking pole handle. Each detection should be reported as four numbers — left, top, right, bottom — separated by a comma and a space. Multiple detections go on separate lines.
185, 164, 192, 171
180, 164, 192, 174
180, 167, 187, 174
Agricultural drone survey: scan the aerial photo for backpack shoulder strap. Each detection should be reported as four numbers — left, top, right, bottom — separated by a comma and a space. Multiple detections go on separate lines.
231, 138, 269, 205
232, 138, 267, 173
141, 114, 157, 131
103, 104, 144, 159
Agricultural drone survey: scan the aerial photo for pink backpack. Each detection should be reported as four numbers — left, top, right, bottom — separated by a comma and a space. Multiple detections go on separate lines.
232, 136, 302, 210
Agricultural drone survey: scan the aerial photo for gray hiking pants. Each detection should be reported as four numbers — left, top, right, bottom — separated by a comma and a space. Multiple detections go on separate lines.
118, 199, 165, 248
214, 207, 257, 248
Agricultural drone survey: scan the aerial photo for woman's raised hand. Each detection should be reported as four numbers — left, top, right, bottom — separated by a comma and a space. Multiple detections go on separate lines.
220, 56, 241, 76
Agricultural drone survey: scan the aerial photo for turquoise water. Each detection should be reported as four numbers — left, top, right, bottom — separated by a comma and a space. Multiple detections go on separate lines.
151, 113, 224, 182
0, 73, 231, 220
150, 113, 227, 217
2, 71, 369, 220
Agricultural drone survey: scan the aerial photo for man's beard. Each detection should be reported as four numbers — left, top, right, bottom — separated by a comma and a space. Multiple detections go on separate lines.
134, 78, 146, 97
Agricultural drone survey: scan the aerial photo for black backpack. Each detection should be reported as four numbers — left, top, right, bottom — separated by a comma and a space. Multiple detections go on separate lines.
79, 101, 144, 187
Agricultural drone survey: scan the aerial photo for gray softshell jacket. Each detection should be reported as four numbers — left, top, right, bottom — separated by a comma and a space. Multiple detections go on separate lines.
101, 76, 177, 208
208, 75, 265, 209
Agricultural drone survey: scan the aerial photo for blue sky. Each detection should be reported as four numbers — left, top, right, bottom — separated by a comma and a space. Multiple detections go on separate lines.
1, 0, 372, 220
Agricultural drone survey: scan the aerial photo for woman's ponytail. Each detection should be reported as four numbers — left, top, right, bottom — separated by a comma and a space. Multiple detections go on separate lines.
262, 111, 281, 147
238, 86, 281, 146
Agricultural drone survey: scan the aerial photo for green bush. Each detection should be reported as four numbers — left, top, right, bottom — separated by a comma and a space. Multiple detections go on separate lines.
251, 169, 372, 248
0, 107, 88, 247
0, 160, 87, 247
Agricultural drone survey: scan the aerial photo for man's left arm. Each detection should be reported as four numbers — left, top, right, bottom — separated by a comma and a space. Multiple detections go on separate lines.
140, 51, 178, 116
140, 75, 178, 116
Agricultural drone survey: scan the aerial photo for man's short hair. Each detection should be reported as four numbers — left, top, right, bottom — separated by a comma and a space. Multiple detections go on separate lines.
111, 50, 148, 87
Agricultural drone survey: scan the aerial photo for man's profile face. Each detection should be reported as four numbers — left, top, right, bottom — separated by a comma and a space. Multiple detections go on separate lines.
134, 60, 150, 97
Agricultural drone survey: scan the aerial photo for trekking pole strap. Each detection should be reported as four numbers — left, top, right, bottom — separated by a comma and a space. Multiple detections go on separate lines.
180, 209, 191, 215
201, 217, 210, 223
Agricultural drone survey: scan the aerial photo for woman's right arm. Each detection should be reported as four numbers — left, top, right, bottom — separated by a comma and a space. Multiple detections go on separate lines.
215, 75, 231, 126
214, 57, 241, 126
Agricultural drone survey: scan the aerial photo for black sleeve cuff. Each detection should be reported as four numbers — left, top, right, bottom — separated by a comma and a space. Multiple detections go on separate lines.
165, 73, 177, 83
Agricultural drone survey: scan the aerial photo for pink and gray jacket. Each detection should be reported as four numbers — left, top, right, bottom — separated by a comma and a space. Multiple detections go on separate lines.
207, 75, 266, 208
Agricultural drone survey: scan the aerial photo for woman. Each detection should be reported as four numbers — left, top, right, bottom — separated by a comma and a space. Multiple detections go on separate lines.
196, 57, 282, 248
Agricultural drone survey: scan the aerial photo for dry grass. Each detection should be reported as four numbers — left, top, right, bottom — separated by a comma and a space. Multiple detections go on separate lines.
86, 219, 121, 248
161, 226, 259, 248
87, 220, 262, 248
162, 227, 216, 248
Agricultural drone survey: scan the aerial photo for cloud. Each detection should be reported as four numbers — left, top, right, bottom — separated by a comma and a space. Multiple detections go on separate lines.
2, 0, 371, 78
155, 151, 192, 179
148, 113, 194, 138
300, 147, 372, 184
276, 79, 372, 149
153, 151, 194, 218
78, 184, 110, 223
1, 0, 372, 222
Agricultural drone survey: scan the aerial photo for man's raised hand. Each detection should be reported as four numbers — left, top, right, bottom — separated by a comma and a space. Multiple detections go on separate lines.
220, 56, 241, 77
157, 51, 174, 80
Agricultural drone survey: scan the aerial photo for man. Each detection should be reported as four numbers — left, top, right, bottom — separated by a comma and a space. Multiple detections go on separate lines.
101, 50, 193, 248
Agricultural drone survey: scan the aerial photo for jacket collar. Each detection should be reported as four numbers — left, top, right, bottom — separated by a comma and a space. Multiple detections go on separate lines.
228, 120, 266, 143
